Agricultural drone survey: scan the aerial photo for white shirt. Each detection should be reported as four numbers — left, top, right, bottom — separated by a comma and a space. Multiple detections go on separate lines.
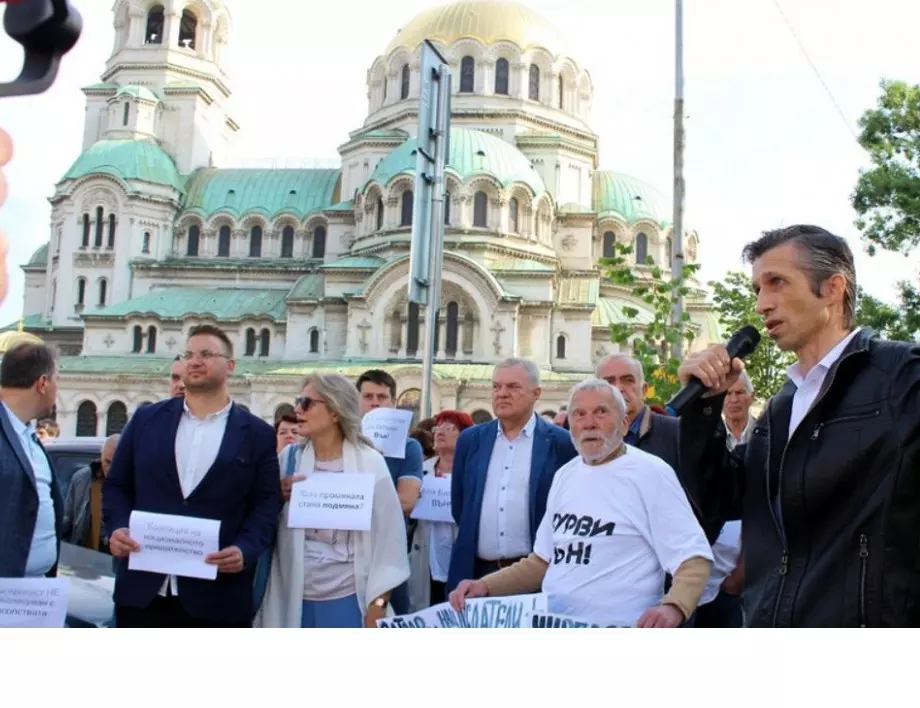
477, 412, 537, 560
2, 403, 57, 577
159, 398, 232, 596
534, 446, 713, 627
786, 328, 861, 439
699, 521, 742, 605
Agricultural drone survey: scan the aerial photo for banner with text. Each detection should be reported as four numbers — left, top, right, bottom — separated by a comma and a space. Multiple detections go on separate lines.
288, 473, 376, 531
128, 510, 220, 580
523, 609, 631, 628
0, 577, 69, 628
410, 476, 453, 523
362, 407, 413, 459
377, 594, 546, 628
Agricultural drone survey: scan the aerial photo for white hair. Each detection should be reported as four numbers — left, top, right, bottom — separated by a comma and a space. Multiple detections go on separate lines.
567, 378, 628, 420
567, 379, 629, 463
734, 370, 754, 394
595, 353, 645, 385
494, 357, 540, 387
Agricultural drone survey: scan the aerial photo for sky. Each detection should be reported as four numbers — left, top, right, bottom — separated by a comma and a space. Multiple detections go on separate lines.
0, 0, 918, 329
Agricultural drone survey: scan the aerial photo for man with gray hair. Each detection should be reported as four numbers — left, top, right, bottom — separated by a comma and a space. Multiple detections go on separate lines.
723, 371, 755, 450
447, 357, 577, 591
450, 378, 713, 627
62, 434, 120, 553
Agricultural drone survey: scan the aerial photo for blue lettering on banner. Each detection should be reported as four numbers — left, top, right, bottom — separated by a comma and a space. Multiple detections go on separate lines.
529, 611, 630, 628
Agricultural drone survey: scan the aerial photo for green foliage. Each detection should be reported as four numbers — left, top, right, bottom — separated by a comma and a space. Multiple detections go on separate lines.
708, 271, 795, 399
856, 282, 920, 341
852, 79, 920, 256
603, 242, 698, 403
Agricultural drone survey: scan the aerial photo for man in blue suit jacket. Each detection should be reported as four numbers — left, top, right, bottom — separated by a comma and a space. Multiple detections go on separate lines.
104, 325, 280, 628
0, 342, 63, 578
447, 358, 577, 592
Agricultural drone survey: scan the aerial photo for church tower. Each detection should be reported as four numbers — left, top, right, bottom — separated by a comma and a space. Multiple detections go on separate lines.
80, 0, 239, 174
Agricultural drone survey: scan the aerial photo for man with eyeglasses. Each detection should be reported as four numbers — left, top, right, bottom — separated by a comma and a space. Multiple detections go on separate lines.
103, 324, 280, 628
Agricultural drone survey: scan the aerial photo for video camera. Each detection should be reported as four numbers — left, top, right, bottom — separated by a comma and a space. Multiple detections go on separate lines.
0, 0, 82, 97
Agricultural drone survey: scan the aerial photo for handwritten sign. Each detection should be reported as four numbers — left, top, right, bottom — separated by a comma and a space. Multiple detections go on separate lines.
377, 594, 545, 628
0, 577, 69, 628
128, 510, 220, 580
288, 473, 375, 531
362, 407, 413, 459
410, 476, 453, 523
523, 609, 631, 628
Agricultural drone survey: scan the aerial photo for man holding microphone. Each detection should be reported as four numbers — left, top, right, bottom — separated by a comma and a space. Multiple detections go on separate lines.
677, 224, 920, 627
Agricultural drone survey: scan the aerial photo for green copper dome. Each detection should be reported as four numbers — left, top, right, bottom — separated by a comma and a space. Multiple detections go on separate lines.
370, 128, 546, 195
594, 171, 670, 226
60, 139, 183, 191
26, 243, 49, 267
115, 85, 160, 102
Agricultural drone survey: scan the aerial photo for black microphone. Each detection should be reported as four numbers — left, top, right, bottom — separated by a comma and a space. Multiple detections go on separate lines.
664, 325, 761, 417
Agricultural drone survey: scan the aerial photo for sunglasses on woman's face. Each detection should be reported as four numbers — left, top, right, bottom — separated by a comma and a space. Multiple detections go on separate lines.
294, 396, 326, 411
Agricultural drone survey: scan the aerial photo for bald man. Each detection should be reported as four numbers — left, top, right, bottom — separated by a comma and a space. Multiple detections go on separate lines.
62, 434, 120, 553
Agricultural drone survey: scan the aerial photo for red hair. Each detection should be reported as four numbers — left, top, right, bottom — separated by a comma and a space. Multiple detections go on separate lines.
435, 410, 474, 431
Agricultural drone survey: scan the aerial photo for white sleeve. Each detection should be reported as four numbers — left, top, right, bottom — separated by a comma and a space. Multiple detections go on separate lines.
642, 460, 714, 575
532, 470, 562, 563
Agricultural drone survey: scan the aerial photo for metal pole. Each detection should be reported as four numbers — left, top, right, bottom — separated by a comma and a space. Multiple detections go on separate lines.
670, 0, 686, 361
419, 66, 450, 420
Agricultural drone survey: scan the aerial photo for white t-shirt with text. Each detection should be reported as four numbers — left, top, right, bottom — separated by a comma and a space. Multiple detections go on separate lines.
533, 445, 713, 626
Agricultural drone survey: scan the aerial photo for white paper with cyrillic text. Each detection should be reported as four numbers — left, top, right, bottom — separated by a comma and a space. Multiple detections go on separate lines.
377, 594, 546, 628
410, 476, 453, 523
361, 407, 413, 459
128, 510, 220, 580
288, 473, 375, 531
0, 577, 69, 628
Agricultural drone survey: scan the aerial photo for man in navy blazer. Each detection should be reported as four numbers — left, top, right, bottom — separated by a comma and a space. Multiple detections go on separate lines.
447, 358, 577, 592
104, 325, 280, 628
0, 342, 63, 579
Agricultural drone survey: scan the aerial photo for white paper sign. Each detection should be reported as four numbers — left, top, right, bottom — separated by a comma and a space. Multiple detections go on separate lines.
128, 510, 220, 580
410, 476, 453, 523
362, 407, 413, 459
377, 594, 545, 628
288, 473, 376, 531
522, 609, 631, 628
0, 577, 69, 628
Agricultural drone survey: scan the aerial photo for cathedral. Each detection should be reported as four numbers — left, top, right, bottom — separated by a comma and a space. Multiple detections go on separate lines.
9, 0, 722, 436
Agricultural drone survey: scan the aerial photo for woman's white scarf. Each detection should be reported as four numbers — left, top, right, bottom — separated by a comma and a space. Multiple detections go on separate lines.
254, 439, 410, 628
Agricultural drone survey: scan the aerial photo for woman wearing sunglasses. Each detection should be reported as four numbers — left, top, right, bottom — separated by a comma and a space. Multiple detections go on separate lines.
254, 373, 409, 628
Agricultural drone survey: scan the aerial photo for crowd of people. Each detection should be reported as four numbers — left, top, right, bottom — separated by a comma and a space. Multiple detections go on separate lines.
1, 223, 919, 628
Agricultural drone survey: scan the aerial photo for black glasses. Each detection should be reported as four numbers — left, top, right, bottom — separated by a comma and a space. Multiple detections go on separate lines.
294, 396, 326, 411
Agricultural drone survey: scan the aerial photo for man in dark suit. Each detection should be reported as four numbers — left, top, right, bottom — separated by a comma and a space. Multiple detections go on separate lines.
447, 358, 577, 592
103, 324, 280, 628
0, 342, 63, 578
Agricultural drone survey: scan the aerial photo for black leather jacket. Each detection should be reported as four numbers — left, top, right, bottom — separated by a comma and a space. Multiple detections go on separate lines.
680, 329, 920, 627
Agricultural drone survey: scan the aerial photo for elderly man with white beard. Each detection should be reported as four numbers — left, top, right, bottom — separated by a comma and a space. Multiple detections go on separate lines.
449, 379, 713, 627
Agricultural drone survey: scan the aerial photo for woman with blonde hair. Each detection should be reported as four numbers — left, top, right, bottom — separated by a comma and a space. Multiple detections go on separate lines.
255, 373, 409, 628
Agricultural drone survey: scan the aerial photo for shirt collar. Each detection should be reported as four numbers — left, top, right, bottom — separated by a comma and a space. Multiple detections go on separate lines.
497, 411, 537, 440
787, 327, 862, 387
628, 406, 646, 435
182, 397, 233, 421
2, 401, 34, 439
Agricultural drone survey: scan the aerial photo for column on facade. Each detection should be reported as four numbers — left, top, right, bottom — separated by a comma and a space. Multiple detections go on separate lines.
435, 314, 445, 359
165, 10, 181, 47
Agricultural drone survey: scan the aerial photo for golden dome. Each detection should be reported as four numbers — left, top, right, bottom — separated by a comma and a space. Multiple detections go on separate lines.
0, 330, 43, 354
385, 0, 568, 57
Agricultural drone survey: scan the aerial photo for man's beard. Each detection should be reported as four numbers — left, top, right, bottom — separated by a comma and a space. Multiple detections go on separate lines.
572, 432, 622, 465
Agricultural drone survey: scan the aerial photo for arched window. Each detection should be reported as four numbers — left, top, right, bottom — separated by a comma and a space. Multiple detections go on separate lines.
218, 225, 231, 257
509, 197, 519, 233
132, 326, 143, 353
259, 329, 270, 357
666, 236, 673, 263
122, 102, 130, 126
106, 401, 128, 435
142, 231, 150, 253
406, 302, 420, 357
400, 64, 410, 100
529, 64, 540, 100
178, 9, 197, 49
94, 206, 104, 247
145, 5, 164, 44
249, 225, 262, 257
376, 198, 384, 231
382, 74, 388, 102
473, 191, 488, 227
245, 328, 256, 356
309, 328, 320, 354
312, 226, 326, 259
445, 301, 459, 357
107, 214, 116, 249
558, 75, 564, 109
76, 401, 98, 437
471, 409, 493, 424
635, 232, 649, 264
98, 278, 107, 307
401, 190, 414, 226
146, 326, 157, 353
281, 226, 294, 258
602, 231, 616, 258
556, 335, 567, 360
76, 278, 86, 306
81, 214, 90, 247
444, 191, 451, 225
460, 56, 475, 93
186, 224, 200, 256
494, 58, 510, 95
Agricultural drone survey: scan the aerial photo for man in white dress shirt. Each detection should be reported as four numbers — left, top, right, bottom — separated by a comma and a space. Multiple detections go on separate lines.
105, 325, 280, 627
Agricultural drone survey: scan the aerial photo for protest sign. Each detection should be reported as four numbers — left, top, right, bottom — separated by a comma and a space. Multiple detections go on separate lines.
410, 475, 453, 523
361, 407, 413, 459
128, 510, 220, 580
523, 609, 631, 628
288, 473, 375, 531
377, 594, 545, 628
0, 577, 69, 628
